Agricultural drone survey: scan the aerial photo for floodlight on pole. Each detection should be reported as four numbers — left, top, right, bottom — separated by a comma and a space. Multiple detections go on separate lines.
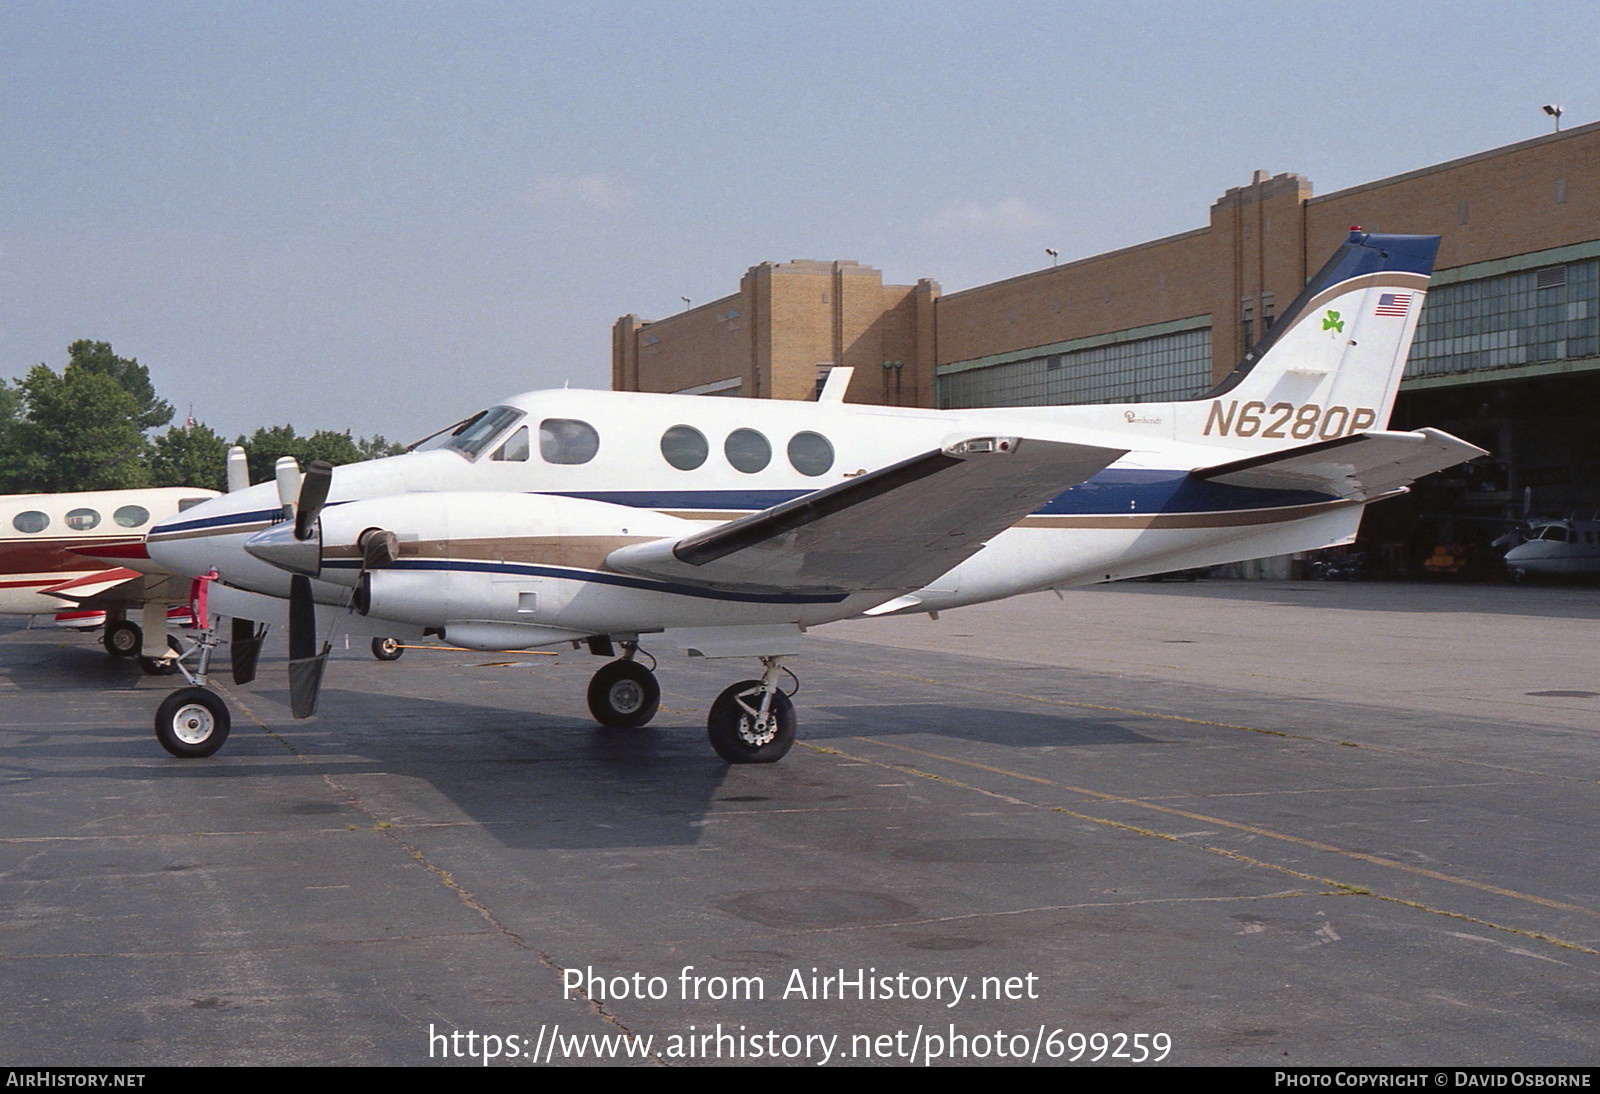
1543, 104, 1563, 132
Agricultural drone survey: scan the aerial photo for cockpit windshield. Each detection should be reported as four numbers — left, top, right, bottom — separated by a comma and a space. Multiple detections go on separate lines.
437, 405, 525, 460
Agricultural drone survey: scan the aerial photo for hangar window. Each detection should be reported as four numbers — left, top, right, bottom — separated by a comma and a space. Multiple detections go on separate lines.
539, 418, 600, 465
660, 425, 709, 470
65, 508, 101, 531
13, 510, 48, 534
113, 505, 150, 528
786, 432, 834, 477
493, 426, 530, 462
725, 428, 771, 473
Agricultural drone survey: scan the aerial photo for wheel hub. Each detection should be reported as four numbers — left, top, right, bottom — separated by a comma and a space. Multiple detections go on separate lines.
609, 680, 643, 714
173, 705, 215, 745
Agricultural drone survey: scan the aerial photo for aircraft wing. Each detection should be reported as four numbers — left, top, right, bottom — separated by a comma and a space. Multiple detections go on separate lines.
38, 568, 146, 606
605, 435, 1127, 596
1195, 428, 1487, 500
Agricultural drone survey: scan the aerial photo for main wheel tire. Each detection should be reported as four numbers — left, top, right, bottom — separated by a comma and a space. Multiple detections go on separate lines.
707, 680, 796, 764
371, 637, 405, 661
104, 619, 142, 658
139, 635, 183, 676
154, 687, 231, 758
586, 659, 661, 728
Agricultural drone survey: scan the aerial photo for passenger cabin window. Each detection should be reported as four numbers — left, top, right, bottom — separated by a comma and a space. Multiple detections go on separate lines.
442, 406, 525, 460
660, 425, 708, 470
539, 419, 599, 465
13, 510, 48, 534
786, 431, 834, 477
114, 505, 150, 528
179, 497, 210, 511
725, 429, 771, 473
493, 425, 530, 462
65, 508, 101, 531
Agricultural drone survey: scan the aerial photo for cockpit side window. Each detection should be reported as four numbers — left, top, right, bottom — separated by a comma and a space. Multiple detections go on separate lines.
539, 419, 600, 465
441, 406, 525, 460
492, 426, 530, 462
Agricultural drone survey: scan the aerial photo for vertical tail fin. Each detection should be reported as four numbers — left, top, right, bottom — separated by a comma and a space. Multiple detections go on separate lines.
1183, 230, 1438, 448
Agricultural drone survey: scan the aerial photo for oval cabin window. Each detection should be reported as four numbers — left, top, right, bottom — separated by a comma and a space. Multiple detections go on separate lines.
12, 510, 49, 534
114, 505, 151, 528
660, 425, 709, 470
787, 432, 834, 477
725, 429, 772, 473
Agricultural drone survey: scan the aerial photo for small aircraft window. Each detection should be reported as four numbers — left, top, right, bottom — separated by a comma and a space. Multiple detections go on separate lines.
114, 505, 151, 528
179, 497, 211, 511
65, 508, 102, 531
539, 419, 600, 465
725, 428, 772, 473
493, 425, 530, 462
12, 510, 49, 534
1537, 525, 1571, 542
786, 431, 834, 477
442, 405, 525, 460
660, 425, 709, 470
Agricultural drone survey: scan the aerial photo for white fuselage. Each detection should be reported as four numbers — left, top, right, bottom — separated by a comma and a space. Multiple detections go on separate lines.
146, 388, 1369, 648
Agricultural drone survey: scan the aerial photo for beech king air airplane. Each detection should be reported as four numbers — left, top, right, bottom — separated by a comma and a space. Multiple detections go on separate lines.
0, 485, 220, 667
143, 230, 1486, 763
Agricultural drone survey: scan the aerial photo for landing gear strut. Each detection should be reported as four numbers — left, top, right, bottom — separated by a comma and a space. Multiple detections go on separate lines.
586, 643, 660, 728
707, 656, 796, 764
152, 574, 233, 758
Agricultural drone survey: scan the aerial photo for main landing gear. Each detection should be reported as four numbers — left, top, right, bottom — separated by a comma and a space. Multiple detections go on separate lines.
103, 618, 141, 658
582, 644, 798, 764
707, 657, 796, 764
586, 642, 661, 728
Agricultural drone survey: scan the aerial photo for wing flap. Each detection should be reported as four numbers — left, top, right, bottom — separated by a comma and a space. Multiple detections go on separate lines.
607, 435, 1127, 595
1196, 428, 1486, 500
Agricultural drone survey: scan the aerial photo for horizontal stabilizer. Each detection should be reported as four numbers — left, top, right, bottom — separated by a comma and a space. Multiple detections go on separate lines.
607, 435, 1127, 595
1195, 428, 1486, 500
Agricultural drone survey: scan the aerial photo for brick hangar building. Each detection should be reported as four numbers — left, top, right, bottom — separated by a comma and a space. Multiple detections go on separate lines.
613, 122, 1600, 574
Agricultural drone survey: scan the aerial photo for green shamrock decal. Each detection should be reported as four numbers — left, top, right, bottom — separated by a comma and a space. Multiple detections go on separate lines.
1322, 309, 1345, 333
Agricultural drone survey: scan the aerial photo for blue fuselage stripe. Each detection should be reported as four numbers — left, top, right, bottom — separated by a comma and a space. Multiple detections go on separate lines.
323, 557, 849, 604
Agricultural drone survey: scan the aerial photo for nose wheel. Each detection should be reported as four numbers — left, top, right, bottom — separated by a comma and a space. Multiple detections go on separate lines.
154, 687, 231, 758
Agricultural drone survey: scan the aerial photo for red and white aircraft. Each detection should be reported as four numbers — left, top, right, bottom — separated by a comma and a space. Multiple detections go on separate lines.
0, 485, 221, 666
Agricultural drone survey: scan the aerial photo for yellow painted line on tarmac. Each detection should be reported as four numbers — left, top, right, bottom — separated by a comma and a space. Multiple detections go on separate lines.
799, 738, 1600, 955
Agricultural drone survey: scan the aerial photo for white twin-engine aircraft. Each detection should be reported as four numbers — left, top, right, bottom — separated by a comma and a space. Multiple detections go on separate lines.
144, 230, 1484, 763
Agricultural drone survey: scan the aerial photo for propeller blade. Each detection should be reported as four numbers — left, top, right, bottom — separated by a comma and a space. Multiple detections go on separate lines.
230, 616, 267, 685
226, 446, 251, 493
295, 461, 334, 541
287, 574, 330, 719
275, 457, 301, 519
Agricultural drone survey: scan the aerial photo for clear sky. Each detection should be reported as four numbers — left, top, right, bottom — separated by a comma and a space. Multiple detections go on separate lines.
4, 0, 1596, 443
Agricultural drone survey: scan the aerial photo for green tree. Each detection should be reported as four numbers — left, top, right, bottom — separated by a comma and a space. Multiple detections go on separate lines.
65, 340, 173, 432
150, 422, 230, 491
0, 365, 152, 491
235, 426, 400, 486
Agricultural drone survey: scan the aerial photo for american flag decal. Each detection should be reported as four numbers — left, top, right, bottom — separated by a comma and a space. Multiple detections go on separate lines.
1374, 292, 1412, 317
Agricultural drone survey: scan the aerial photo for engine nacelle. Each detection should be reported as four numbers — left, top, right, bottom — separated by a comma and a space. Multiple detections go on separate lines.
316, 491, 696, 635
